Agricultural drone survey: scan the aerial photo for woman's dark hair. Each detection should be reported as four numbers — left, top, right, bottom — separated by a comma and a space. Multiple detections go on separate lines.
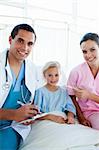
11, 23, 36, 43
80, 33, 99, 46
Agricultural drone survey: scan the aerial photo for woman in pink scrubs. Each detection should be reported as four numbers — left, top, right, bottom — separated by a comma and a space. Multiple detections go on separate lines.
67, 33, 99, 130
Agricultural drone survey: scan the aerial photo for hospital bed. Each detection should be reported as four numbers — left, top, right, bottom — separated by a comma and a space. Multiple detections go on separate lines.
20, 111, 99, 150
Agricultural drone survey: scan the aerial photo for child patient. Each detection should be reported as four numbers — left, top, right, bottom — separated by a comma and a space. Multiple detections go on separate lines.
34, 61, 76, 124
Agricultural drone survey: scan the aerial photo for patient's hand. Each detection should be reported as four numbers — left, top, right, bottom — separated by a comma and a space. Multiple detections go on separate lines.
67, 116, 75, 124
66, 112, 75, 124
50, 115, 66, 124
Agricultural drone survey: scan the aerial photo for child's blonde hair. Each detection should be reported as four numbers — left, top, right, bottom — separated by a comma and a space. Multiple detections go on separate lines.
42, 61, 61, 77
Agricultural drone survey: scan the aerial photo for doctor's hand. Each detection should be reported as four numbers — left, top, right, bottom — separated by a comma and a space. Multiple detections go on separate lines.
73, 88, 90, 99
14, 104, 39, 122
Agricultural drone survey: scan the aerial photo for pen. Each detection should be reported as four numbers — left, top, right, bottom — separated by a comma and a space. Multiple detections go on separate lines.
67, 85, 77, 90
17, 100, 25, 106
67, 85, 74, 89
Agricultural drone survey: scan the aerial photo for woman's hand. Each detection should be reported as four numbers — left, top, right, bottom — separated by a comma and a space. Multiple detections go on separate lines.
73, 88, 90, 99
78, 115, 92, 127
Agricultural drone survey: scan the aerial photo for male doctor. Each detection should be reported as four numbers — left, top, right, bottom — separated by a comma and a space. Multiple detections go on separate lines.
0, 24, 39, 150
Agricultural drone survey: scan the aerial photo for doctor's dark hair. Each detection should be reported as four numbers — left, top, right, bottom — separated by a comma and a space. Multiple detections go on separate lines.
11, 23, 36, 43
80, 33, 99, 46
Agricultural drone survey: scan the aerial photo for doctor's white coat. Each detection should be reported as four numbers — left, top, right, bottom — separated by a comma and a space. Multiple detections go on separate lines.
0, 50, 38, 141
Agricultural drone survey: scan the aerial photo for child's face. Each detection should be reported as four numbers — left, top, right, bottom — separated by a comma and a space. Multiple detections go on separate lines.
44, 67, 59, 86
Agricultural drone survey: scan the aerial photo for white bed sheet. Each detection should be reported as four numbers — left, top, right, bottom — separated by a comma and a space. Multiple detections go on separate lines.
20, 111, 99, 150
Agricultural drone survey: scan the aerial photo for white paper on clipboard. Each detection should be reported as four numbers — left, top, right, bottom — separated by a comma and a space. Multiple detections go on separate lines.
19, 113, 48, 124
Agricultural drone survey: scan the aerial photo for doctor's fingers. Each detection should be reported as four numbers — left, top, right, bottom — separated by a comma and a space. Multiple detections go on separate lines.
16, 105, 37, 117
21, 104, 39, 112
32, 104, 40, 113
28, 109, 38, 117
29, 105, 40, 116
21, 105, 39, 116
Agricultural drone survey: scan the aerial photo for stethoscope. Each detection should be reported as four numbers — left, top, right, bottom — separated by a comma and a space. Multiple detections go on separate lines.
2, 51, 10, 91
2, 51, 31, 104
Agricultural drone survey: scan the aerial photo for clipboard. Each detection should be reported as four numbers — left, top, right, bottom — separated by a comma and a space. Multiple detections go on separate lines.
19, 113, 48, 124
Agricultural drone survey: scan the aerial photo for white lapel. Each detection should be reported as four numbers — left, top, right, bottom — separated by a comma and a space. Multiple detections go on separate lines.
25, 59, 37, 101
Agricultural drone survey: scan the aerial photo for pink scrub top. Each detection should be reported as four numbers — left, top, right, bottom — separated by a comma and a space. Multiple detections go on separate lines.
67, 62, 99, 118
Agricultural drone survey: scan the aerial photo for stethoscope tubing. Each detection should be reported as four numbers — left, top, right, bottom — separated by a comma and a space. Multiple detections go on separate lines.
3, 51, 30, 104
5, 50, 9, 83
2, 51, 10, 90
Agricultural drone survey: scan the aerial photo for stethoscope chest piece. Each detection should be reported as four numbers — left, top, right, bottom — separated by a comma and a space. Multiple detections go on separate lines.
2, 82, 10, 90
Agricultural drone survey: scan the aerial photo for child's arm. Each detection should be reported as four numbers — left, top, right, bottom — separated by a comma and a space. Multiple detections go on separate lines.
37, 114, 66, 124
